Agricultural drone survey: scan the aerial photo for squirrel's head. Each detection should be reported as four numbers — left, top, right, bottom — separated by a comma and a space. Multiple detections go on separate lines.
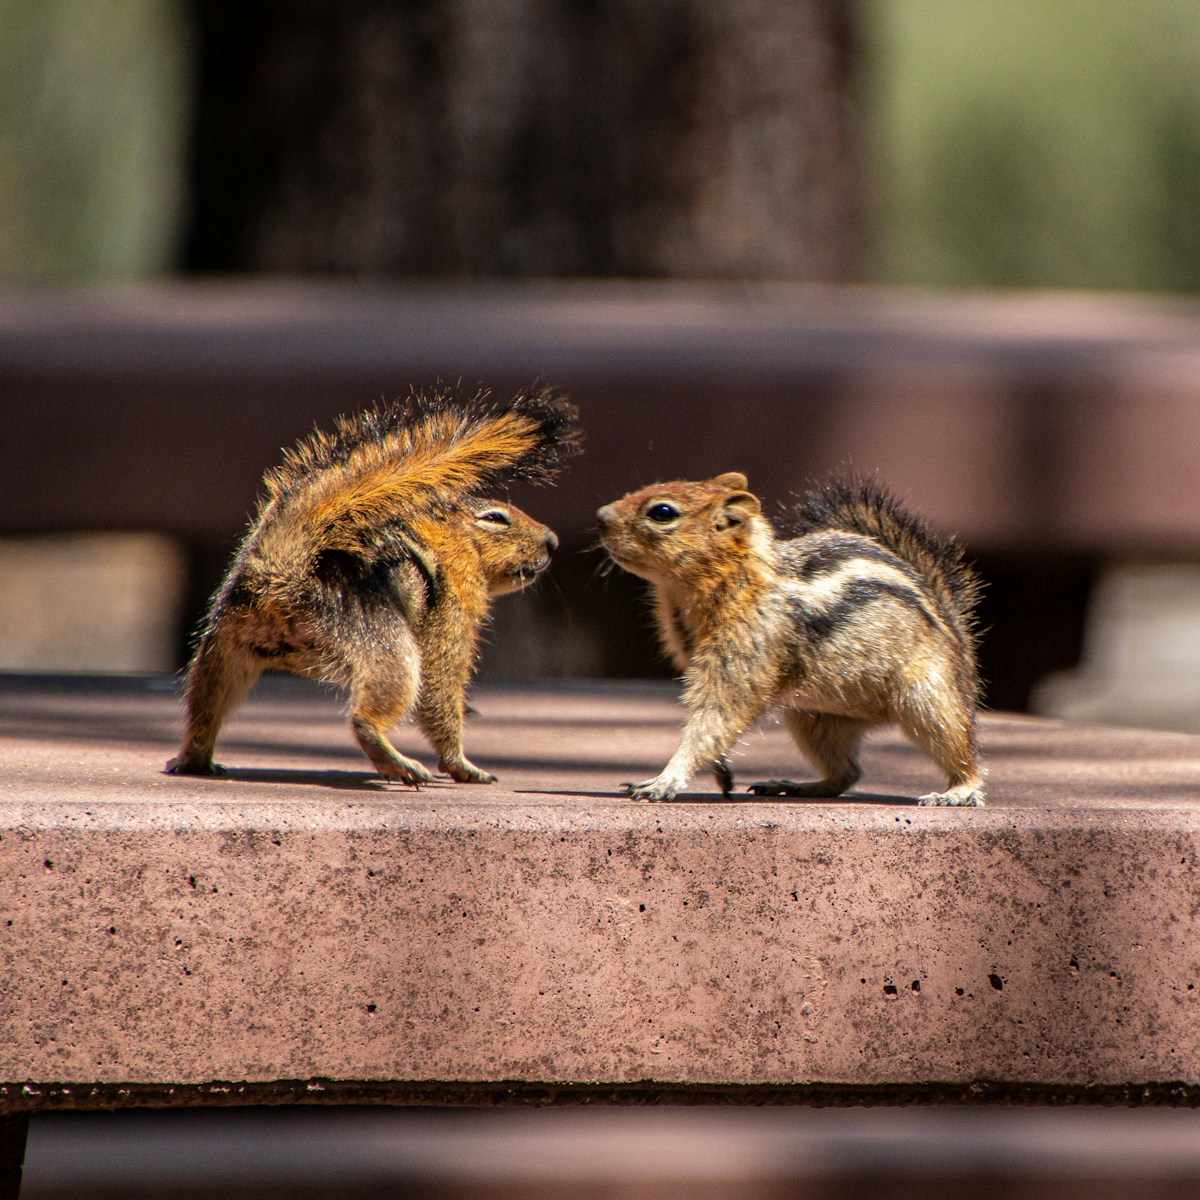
467, 499, 559, 596
596, 472, 770, 587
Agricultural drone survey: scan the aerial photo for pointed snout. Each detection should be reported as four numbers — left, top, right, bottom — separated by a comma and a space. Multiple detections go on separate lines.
596, 503, 616, 531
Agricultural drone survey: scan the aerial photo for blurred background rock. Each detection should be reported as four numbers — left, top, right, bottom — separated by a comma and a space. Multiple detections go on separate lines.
0, 532, 185, 671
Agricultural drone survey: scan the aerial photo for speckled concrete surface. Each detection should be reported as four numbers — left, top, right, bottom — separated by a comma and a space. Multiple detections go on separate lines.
3, 674, 1200, 1099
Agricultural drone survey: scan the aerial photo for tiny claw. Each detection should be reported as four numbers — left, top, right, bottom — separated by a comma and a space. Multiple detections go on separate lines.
383, 773, 423, 791
619, 779, 675, 802
712, 755, 734, 796
375, 760, 435, 788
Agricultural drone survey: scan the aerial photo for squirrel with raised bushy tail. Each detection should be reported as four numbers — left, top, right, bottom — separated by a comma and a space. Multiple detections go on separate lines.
597, 472, 985, 806
168, 387, 581, 785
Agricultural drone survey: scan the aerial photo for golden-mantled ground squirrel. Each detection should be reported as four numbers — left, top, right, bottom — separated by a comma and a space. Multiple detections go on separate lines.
597, 472, 984, 806
168, 387, 581, 785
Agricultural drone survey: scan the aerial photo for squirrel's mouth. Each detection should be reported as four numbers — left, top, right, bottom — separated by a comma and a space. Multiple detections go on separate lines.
603, 551, 656, 584
491, 557, 550, 597
508, 556, 551, 581
604, 547, 641, 571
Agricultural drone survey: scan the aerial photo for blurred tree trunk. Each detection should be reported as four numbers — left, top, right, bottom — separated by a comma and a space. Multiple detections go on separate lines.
183, 0, 861, 280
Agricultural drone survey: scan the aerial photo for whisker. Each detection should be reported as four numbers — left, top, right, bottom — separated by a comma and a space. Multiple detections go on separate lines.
544, 572, 568, 606
586, 556, 616, 586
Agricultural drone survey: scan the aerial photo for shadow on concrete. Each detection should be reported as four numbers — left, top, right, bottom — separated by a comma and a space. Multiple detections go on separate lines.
517, 788, 917, 807
209, 766, 389, 792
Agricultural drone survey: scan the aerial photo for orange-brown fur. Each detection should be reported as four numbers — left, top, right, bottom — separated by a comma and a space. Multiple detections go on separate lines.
168, 387, 580, 784
597, 472, 985, 806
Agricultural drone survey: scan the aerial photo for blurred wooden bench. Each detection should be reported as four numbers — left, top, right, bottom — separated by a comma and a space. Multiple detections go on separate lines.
6, 280, 1200, 708
5, 280, 1200, 554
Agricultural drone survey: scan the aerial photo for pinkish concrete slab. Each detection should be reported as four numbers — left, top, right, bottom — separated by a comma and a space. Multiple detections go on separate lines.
3, 674, 1200, 1105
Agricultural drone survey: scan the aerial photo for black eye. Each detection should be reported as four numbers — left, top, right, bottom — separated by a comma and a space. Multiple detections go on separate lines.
477, 509, 511, 526
646, 503, 679, 524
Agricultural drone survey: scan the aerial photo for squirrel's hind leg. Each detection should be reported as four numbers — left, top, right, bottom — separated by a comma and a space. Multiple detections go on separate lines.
899, 691, 986, 807
167, 622, 264, 775
918, 782, 985, 807
748, 711, 866, 798
345, 631, 435, 787
419, 709, 497, 784
350, 697, 435, 787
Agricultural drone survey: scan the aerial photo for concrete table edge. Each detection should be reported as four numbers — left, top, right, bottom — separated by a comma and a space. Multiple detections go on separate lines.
6, 676, 1200, 1110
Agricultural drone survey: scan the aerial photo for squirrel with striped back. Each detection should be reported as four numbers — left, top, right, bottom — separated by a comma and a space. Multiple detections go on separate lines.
596, 472, 985, 806
168, 387, 581, 785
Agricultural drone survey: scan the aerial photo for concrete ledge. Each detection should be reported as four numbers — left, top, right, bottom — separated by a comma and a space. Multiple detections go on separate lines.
3, 675, 1200, 1107
7, 1079, 1200, 1116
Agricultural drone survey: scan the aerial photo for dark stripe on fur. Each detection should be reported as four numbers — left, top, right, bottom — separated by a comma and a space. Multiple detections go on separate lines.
314, 542, 443, 613
794, 579, 940, 642
252, 643, 300, 660
795, 537, 922, 587
404, 545, 443, 609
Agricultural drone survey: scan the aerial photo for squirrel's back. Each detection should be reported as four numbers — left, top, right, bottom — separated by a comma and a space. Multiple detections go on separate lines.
788, 475, 981, 635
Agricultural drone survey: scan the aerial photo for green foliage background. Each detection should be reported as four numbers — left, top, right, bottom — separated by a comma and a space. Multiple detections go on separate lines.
0, 0, 188, 281
865, 0, 1200, 290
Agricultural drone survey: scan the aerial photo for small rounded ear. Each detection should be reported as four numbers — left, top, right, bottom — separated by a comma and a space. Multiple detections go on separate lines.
719, 490, 761, 527
713, 471, 749, 490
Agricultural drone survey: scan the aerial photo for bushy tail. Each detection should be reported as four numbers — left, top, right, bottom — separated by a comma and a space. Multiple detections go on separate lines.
248, 385, 580, 575
792, 474, 982, 626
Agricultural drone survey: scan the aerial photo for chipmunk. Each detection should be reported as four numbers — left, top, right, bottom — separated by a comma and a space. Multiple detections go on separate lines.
167, 387, 581, 785
597, 472, 985, 806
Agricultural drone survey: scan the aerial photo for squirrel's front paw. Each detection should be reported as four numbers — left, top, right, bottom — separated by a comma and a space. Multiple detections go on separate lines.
375, 757, 436, 788
439, 758, 498, 784
620, 779, 678, 803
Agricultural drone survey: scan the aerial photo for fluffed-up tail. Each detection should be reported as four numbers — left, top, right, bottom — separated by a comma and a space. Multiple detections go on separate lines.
251, 385, 581, 574
791, 473, 982, 628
